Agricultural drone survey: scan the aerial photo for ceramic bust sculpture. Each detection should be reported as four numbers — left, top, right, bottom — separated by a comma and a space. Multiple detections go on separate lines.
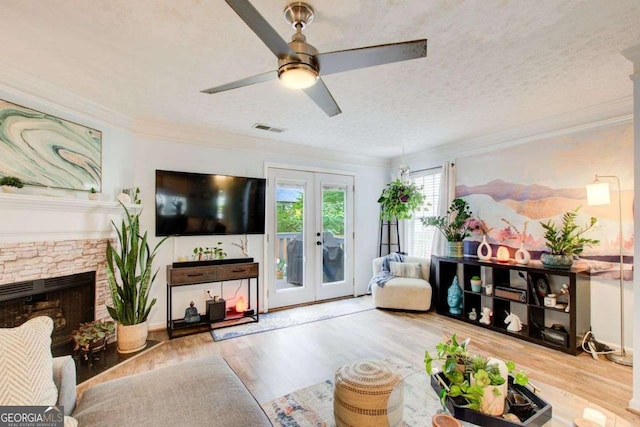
447, 276, 463, 315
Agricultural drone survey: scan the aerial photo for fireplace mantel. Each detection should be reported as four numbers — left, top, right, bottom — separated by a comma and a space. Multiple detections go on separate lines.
0, 192, 142, 214
0, 193, 142, 243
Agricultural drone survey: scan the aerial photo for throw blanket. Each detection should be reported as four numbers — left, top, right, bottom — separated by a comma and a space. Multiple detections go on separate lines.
368, 252, 405, 291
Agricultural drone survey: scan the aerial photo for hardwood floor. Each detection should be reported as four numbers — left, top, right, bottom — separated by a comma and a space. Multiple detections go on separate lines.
77, 303, 639, 425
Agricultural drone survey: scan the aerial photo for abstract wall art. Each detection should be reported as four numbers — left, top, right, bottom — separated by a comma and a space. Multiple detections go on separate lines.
0, 99, 102, 191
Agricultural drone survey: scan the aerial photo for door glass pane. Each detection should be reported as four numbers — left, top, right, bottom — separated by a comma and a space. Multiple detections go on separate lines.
322, 184, 345, 284
276, 182, 305, 290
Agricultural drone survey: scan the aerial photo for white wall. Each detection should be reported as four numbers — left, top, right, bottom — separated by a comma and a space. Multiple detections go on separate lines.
133, 133, 387, 329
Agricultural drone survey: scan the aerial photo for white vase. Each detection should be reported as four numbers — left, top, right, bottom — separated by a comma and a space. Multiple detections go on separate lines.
116, 321, 148, 354
477, 236, 492, 261
471, 357, 508, 416
514, 243, 531, 265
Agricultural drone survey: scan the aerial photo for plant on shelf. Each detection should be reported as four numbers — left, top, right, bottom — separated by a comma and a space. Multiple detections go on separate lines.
72, 320, 115, 354
421, 199, 473, 241
377, 179, 426, 221
106, 201, 168, 353
0, 176, 24, 193
539, 207, 599, 269
210, 242, 226, 260
425, 335, 529, 416
421, 198, 473, 257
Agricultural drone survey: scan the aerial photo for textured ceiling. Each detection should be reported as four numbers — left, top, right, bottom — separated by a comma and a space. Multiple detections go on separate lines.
1, 0, 639, 160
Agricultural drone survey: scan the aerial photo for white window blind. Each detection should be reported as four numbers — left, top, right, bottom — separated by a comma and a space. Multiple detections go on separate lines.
409, 168, 441, 258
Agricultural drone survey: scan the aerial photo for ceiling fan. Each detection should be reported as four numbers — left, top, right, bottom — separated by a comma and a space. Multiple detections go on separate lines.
202, 0, 427, 117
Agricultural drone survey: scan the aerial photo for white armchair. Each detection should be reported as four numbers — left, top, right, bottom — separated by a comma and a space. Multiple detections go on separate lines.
371, 256, 432, 311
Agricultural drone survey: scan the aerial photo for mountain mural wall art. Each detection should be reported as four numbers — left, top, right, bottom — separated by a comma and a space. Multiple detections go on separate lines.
455, 123, 633, 280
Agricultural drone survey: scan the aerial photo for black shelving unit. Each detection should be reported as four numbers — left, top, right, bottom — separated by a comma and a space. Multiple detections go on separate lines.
431, 256, 590, 355
166, 261, 259, 339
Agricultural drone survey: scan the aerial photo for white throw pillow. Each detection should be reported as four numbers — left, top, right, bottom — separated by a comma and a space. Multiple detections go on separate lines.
0, 316, 58, 406
389, 261, 422, 279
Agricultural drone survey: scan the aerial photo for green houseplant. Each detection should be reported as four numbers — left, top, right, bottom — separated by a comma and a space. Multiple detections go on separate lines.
0, 176, 24, 193
377, 179, 426, 221
106, 202, 168, 353
72, 320, 115, 355
420, 198, 473, 257
425, 335, 529, 416
539, 207, 599, 269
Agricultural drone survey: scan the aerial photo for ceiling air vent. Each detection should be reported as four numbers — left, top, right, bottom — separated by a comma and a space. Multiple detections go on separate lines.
252, 123, 286, 133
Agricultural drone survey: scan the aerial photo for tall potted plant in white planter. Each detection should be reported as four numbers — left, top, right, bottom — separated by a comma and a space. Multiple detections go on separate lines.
106, 201, 168, 353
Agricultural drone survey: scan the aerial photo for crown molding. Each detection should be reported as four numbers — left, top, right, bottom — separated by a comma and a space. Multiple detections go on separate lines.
395, 97, 634, 169
132, 119, 390, 169
0, 61, 132, 129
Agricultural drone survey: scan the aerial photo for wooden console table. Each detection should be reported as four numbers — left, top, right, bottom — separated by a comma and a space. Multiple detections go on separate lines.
166, 261, 259, 339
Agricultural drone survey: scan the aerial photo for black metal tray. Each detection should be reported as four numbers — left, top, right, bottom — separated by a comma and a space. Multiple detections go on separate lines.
430, 372, 552, 427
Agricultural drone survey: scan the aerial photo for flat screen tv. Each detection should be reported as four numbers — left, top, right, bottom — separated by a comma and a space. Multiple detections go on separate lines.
155, 170, 266, 236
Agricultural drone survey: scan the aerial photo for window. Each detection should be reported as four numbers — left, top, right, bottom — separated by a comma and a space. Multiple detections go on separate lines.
408, 168, 441, 258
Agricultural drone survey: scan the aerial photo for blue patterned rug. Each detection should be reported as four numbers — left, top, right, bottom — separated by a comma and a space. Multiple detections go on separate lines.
211, 296, 373, 341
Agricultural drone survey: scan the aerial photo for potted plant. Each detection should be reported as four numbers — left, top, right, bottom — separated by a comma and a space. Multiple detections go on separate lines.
0, 176, 24, 193
106, 201, 169, 353
276, 259, 285, 279
470, 276, 482, 292
88, 187, 99, 200
539, 207, 599, 269
420, 198, 473, 257
377, 179, 426, 221
72, 320, 115, 360
426, 335, 529, 417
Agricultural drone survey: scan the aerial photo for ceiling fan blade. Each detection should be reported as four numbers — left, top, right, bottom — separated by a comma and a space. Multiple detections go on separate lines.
316, 39, 427, 76
303, 78, 342, 117
201, 70, 278, 94
225, 0, 297, 59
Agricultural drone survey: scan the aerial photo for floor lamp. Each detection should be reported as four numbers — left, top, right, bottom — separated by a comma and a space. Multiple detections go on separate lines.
586, 174, 633, 366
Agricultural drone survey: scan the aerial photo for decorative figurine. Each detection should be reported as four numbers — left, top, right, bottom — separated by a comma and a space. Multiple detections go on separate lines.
479, 307, 492, 325
559, 283, 570, 313
184, 301, 201, 323
468, 308, 477, 321
485, 283, 493, 296
447, 276, 463, 315
505, 311, 523, 332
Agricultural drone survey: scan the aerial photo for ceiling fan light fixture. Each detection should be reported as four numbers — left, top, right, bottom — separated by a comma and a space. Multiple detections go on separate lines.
278, 63, 318, 89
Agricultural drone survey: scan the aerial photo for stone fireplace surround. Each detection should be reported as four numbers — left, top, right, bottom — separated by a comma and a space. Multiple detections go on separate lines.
0, 238, 112, 322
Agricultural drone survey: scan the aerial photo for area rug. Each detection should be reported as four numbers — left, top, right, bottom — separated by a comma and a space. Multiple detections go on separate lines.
261, 358, 449, 427
212, 296, 373, 341
261, 360, 608, 427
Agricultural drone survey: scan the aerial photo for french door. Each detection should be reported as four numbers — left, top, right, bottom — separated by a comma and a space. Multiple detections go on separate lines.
267, 167, 354, 309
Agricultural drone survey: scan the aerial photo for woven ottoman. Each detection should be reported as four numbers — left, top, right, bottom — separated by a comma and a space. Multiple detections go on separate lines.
333, 359, 404, 427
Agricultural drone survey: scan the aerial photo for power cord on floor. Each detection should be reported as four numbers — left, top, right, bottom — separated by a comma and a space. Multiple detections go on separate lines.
581, 330, 616, 359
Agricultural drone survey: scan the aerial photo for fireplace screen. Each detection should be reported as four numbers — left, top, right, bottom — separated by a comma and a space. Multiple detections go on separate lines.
0, 271, 95, 354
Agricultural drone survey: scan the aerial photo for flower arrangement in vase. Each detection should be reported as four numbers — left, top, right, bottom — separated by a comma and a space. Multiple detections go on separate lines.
501, 218, 530, 264
465, 217, 491, 259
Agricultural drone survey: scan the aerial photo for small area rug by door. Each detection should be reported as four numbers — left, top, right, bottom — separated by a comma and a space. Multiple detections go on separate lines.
211, 296, 373, 341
